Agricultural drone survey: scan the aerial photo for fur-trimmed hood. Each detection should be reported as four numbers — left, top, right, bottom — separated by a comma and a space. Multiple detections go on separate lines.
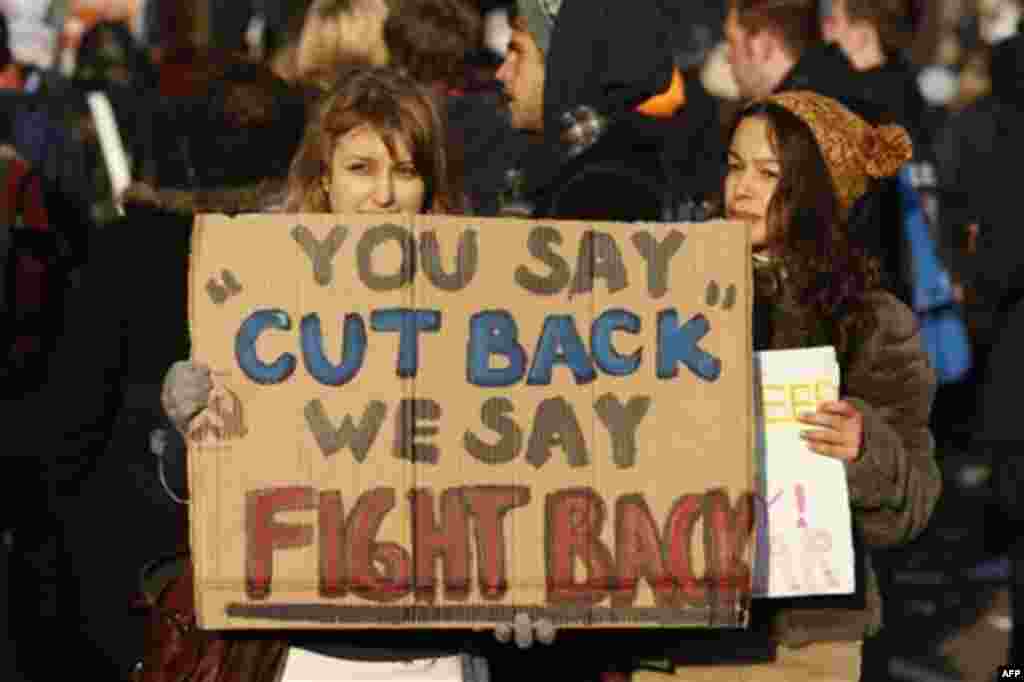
120, 178, 288, 217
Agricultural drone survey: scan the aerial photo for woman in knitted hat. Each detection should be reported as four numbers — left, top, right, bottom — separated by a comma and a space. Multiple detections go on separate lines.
634, 90, 941, 681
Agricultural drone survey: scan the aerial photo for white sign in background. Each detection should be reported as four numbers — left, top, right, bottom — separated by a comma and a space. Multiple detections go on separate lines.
0, 0, 56, 68
753, 346, 856, 598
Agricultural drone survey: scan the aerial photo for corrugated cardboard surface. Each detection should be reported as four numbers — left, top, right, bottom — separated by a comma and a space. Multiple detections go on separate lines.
187, 214, 753, 630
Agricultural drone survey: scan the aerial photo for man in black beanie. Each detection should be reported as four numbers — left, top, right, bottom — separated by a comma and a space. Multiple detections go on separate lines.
484, 3, 725, 679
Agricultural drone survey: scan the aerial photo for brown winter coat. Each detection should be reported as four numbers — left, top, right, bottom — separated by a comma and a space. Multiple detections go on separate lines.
753, 287, 941, 647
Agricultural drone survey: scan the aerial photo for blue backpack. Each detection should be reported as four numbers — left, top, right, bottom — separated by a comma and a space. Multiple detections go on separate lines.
897, 166, 972, 384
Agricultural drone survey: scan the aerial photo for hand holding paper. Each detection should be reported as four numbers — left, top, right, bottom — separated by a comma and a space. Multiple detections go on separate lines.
754, 346, 856, 598
797, 400, 864, 462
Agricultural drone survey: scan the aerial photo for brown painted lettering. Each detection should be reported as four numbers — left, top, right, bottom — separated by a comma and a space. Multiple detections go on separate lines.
463, 397, 523, 465
631, 230, 685, 298
394, 399, 441, 464
462, 486, 531, 601
569, 231, 628, 296
305, 399, 387, 462
594, 394, 651, 469
245, 486, 315, 600
419, 229, 478, 291
292, 224, 347, 286
545, 488, 615, 605
526, 397, 589, 468
515, 226, 571, 295
357, 223, 416, 291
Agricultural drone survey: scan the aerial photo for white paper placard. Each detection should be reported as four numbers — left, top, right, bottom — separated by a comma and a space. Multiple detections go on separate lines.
753, 346, 855, 598
281, 648, 464, 682
87, 91, 130, 214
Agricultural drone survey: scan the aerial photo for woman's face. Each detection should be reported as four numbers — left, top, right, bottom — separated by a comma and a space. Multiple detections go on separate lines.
725, 116, 781, 250
328, 124, 426, 214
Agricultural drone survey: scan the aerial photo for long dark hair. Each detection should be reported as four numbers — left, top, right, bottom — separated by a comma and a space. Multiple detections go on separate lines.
730, 102, 881, 353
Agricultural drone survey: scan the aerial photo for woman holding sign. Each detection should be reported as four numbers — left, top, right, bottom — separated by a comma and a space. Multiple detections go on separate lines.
632, 92, 942, 681
165, 64, 459, 431
157, 67, 493, 682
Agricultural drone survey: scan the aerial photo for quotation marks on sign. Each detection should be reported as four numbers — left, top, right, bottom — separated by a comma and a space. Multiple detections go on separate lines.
705, 281, 736, 310
207, 269, 243, 305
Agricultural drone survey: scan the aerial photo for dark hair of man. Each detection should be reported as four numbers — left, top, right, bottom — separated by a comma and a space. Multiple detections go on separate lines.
728, 0, 823, 60
384, 0, 483, 86
729, 101, 881, 353
843, 0, 916, 54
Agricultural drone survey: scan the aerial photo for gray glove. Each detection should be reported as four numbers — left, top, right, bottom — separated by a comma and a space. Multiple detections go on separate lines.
161, 360, 213, 436
494, 612, 556, 648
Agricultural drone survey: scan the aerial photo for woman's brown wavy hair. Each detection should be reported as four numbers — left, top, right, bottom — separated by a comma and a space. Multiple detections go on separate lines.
730, 102, 882, 354
284, 66, 459, 213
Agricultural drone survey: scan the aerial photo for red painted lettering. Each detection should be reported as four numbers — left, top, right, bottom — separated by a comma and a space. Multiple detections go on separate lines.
319, 490, 346, 598
663, 493, 704, 605
463, 486, 531, 601
409, 488, 471, 602
346, 487, 411, 602
545, 488, 615, 605
614, 494, 676, 607
702, 489, 755, 604
245, 486, 315, 600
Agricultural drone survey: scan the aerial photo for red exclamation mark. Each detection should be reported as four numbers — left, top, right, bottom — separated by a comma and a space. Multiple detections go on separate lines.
795, 484, 807, 528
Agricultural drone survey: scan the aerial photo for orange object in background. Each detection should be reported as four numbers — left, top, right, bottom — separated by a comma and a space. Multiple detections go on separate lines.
0, 63, 24, 89
61, 0, 141, 54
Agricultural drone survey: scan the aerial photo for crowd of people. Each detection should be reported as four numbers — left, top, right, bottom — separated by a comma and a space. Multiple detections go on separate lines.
0, 0, 1020, 680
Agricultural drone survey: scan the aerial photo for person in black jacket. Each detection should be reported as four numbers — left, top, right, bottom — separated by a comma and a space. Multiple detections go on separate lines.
383, 0, 532, 216
3, 60, 308, 681
943, 35, 1024, 656
820, 0, 946, 312
821, 0, 926, 140
821, 0, 940, 217
934, 26, 1024, 359
930, 27, 1024, 453
723, 0, 870, 108
494, 0, 723, 223
968, 205, 1024, 665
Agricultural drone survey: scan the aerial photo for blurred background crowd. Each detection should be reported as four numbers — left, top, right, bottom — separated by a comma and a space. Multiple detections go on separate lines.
0, 1, 1021, 681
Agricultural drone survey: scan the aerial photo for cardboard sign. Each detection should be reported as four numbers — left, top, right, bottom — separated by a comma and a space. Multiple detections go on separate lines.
187, 214, 754, 630
752, 347, 855, 598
